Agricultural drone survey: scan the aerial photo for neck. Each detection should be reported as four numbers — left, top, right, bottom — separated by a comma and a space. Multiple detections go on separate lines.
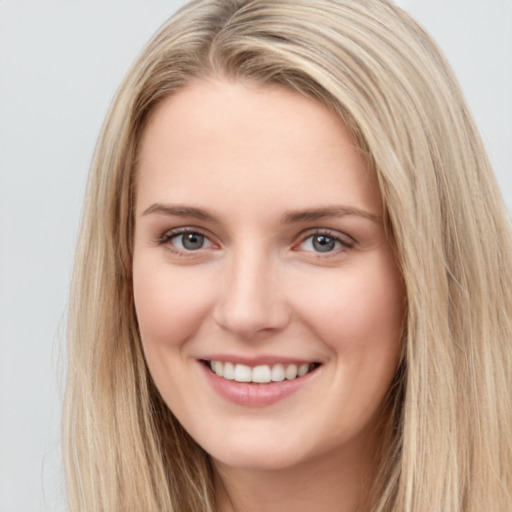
213, 431, 381, 512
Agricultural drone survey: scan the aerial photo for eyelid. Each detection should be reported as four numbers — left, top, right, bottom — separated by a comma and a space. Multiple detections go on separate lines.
294, 228, 356, 254
156, 226, 218, 252
155, 226, 355, 257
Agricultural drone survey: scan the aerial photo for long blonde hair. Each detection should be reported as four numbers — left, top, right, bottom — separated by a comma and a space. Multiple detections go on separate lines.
63, 1, 512, 510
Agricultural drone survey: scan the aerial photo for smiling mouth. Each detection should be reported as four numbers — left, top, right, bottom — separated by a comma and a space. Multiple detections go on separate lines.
201, 360, 321, 384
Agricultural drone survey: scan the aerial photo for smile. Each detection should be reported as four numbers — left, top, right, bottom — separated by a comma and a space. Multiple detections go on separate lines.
199, 358, 323, 406
205, 360, 321, 384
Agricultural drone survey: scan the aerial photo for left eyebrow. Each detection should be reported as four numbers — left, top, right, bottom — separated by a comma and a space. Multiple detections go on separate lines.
281, 206, 381, 224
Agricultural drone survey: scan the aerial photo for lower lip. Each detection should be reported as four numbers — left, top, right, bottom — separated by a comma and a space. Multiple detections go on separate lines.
200, 362, 319, 406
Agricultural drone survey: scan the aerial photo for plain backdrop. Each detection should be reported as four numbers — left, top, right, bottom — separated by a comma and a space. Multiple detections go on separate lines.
0, 1, 510, 510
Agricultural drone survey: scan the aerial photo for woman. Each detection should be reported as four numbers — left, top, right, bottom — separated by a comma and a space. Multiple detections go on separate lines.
63, 0, 512, 511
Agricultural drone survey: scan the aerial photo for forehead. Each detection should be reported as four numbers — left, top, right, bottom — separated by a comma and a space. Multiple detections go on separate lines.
135, 78, 381, 218
139, 78, 354, 156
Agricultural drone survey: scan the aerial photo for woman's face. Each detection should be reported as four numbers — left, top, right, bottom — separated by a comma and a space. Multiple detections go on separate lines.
133, 79, 404, 471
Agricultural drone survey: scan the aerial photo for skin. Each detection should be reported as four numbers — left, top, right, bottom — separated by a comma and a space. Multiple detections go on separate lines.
133, 78, 404, 512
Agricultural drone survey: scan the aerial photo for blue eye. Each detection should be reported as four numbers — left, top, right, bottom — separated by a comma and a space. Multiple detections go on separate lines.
302, 234, 340, 253
298, 232, 353, 254
166, 231, 213, 251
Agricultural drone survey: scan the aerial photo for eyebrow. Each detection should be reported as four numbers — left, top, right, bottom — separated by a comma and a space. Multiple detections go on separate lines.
142, 202, 381, 224
281, 206, 381, 224
141, 203, 219, 222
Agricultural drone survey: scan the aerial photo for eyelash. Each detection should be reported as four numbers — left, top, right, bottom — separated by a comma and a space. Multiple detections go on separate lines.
294, 229, 355, 256
156, 227, 213, 255
156, 227, 355, 257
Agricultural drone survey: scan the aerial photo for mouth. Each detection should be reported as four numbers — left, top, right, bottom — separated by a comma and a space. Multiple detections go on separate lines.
201, 360, 321, 384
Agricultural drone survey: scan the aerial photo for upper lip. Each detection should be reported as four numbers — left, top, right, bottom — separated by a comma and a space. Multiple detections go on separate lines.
199, 354, 320, 367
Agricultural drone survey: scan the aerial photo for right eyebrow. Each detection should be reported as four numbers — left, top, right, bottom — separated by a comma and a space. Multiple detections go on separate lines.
141, 203, 220, 222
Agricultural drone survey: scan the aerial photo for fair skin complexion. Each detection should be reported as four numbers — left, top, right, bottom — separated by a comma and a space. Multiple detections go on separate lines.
133, 78, 404, 512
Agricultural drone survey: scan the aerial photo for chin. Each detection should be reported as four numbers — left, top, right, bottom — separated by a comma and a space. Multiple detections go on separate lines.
211, 446, 307, 472
200, 427, 326, 473
194, 429, 289, 470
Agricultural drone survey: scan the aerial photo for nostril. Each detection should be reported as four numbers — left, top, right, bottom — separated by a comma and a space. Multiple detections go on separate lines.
212, 302, 292, 339
212, 269, 291, 338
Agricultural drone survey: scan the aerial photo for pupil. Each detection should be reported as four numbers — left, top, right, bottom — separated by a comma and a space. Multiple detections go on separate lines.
312, 235, 335, 253
182, 233, 204, 250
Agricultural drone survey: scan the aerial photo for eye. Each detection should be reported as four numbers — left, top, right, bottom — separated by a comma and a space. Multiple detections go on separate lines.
158, 229, 214, 253
297, 231, 354, 254
173, 232, 209, 251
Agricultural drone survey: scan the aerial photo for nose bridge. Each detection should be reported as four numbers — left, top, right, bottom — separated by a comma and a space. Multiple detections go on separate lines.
213, 241, 289, 338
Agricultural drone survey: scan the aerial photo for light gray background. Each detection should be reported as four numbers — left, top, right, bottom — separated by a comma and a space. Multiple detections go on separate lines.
0, 1, 510, 510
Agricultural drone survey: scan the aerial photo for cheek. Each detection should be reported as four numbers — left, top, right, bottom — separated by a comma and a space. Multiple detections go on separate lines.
132, 259, 218, 410
295, 255, 404, 366
341, 275, 403, 345
307, 275, 401, 325
132, 259, 215, 350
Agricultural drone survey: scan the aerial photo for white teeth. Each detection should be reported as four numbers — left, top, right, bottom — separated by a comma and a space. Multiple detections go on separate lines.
208, 361, 316, 383
271, 364, 285, 382
285, 364, 298, 380
234, 364, 252, 382
211, 360, 224, 377
252, 365, 271, 383
298, 363, 309, 377
223, 362, 235, 380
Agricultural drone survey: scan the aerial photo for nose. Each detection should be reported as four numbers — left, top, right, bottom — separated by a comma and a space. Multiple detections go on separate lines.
212, 249, 291, 340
